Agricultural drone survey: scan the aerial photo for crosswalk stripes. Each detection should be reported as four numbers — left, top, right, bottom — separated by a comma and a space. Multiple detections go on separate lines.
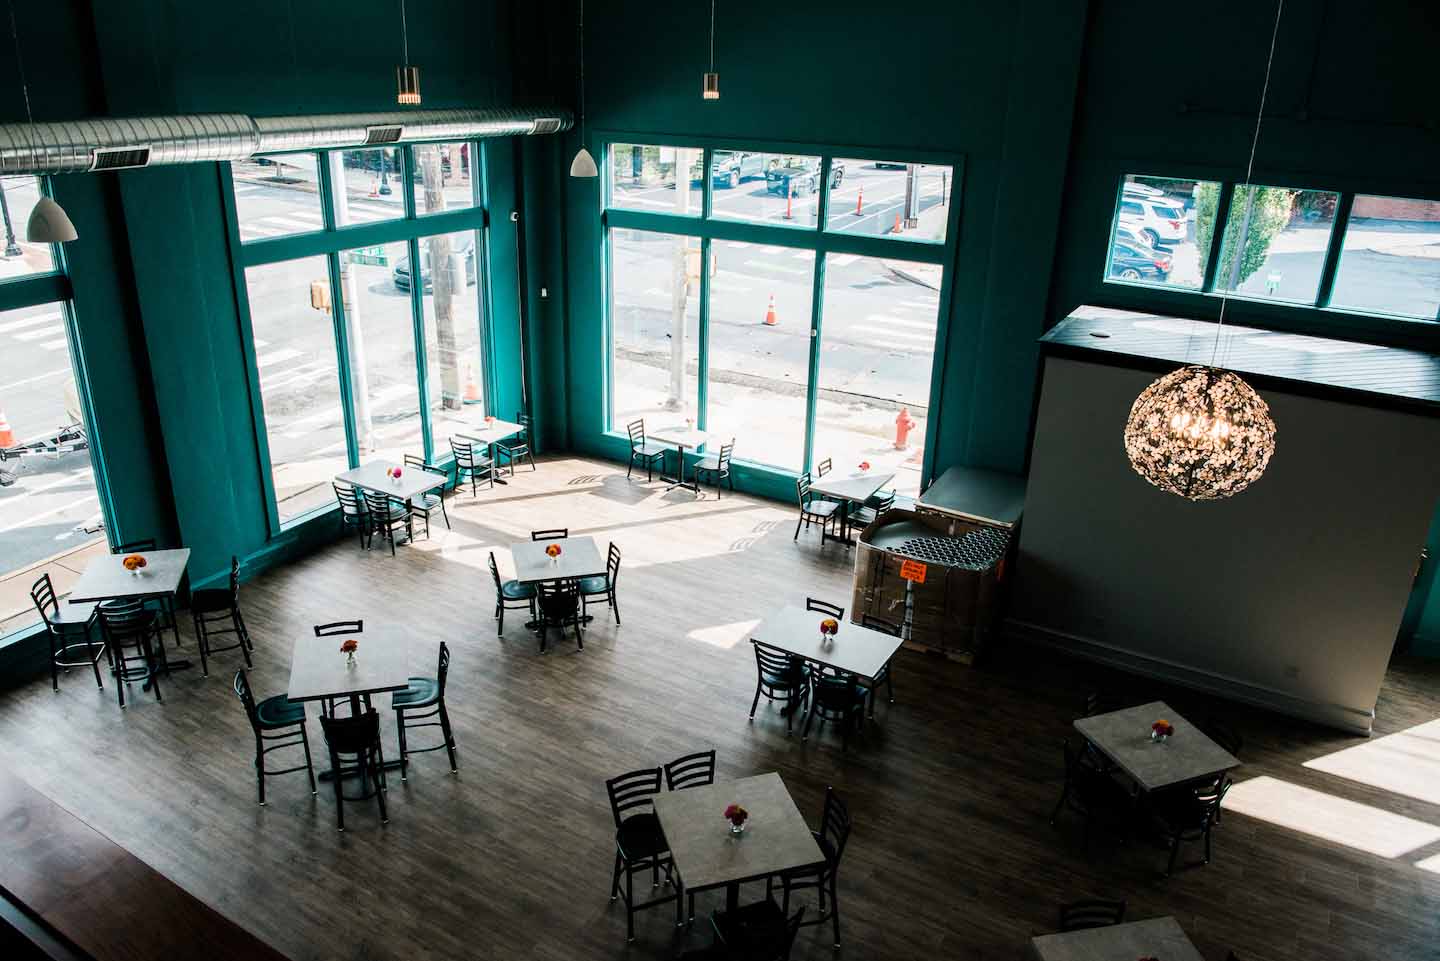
255, 347, 304, 370
866, 313, 936, 331
38, 339, 69, 352
0, 312, 62, 334
828, 254, 860, 267
12, 325, 63, 342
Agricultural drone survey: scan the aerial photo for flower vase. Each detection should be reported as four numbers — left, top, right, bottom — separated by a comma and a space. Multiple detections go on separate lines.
729, 820, 746, 836
1150, 730, 1168, 743
346, 652, 356, 667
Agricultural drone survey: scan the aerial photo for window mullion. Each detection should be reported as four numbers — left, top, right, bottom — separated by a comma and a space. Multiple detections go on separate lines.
1315, 192, 1353, 309
697, 235, 711, 435
409, 235, 433, 462
1200, 182, 1234, 293
327, 251, 361, 468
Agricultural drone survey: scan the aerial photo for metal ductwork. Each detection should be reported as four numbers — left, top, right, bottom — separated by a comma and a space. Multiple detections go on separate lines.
0, 107, 571, 176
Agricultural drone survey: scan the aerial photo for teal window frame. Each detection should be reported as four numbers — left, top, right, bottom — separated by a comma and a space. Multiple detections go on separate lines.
597, 133, 964, 488
223, 141, 496, 536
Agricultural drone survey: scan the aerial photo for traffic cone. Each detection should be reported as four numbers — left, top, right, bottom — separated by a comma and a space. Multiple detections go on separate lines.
762, 294, 778, 326
893, 214, 903, 234
463, 365, 482, 404
0, 409, 14, 449
784, 184, 794, 221
854, 186, 864, 215
369, 178, 380, 198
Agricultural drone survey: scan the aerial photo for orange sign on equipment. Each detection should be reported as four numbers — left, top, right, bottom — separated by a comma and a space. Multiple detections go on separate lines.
899, 559, 927, 584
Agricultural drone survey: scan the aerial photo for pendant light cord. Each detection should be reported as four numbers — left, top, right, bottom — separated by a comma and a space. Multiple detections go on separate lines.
577, 0, 586, 140
709, 0, 716, 72
1211, 0, 1285, 366
399, 0, 411, 67
7, 0, 37, 156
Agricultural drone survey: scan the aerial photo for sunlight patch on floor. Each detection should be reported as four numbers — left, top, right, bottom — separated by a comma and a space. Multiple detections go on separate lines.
1416, 852, 1440, 875
1303, 718, 1440, 806
1223, 776, 1440, 859
687, 619, 762, 650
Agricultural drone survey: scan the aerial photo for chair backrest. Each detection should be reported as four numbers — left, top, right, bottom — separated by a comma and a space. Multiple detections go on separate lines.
752, 641, 805, 688
869, 490, 896, 514
795, 474, 813, 507
449, 437, 477, 468
487, 551, 505, 592
664, 750, 716, 791
746, 906, 808, 961
112, 537, 158, 555
436, 641, 451, 697
806, 597, 845, 619
515, 411, 531, 441
319, 709, 381, 756
1200, 715, 1243, 757
817, 786, 853, 866
333, 482, 366, 516
99, 598, 151, 637
605, 767, 663, 829
813, 671, 860, 709
538, 580, 579, 620
1058, 898, 1126, 932
860, 613, 901, 637
816, 457, 832, 477
1182, 774, 1232, 829
403, 453, 426, 471
532, 528, 569, 541
606, 542, 622, 586
315, 620, 364, 637
29, 573, 59, 621
717, 440, 735, 470
233, 669, 263, 733
626, 419, 646, 447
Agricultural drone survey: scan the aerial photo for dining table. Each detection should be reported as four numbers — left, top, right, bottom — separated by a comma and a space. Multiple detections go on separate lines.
649, 424, 709, 495
511, 535, 607, 628
1074, 700, 1240, 794
750, 604, 905, 682
808, 468, 896, 544
68, 547, 192, 679
456, 418, 524, 483
1030, 916, 1204, 961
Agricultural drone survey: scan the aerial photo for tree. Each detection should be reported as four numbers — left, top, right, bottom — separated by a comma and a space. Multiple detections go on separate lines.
1195, 183, 1296, 289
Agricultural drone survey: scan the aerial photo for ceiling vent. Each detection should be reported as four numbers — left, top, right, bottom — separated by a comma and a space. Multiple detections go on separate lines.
364, 125, 404, 145
90, 146, 152, 171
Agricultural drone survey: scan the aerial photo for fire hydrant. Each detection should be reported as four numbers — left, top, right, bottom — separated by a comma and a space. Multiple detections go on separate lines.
894, 407, 916, 450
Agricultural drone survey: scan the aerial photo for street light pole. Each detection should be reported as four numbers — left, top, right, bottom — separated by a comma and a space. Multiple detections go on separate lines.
378, 152, 393, 196
0, 181, 23, 257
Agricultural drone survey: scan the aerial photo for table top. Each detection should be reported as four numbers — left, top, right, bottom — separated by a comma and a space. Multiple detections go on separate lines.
751, 604, 905, 680
511, 535, 606, 583
1030, 916, 1203, 961
809, 469, 895, 504
335, 462, 447, 501
67, 548, 191, 603
456, 418, 524, 445
287, 630, 412, 704
1074, 701, 1240, 793
653, 772, 824, 894
649, 425, 708, 449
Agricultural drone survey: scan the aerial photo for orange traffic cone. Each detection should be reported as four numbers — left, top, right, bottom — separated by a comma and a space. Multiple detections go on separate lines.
369, 178, 380, 198
463, 365, 482, 404
0, 409, 14, 448
893, 214, 902, 234
854, 186, 864, 215
763, 294, 778, 326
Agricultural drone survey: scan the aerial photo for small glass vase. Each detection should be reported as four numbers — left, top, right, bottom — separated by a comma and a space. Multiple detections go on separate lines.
1150, 730, 1168, 743
729, 820, 746, 836
346, 651, 357, 666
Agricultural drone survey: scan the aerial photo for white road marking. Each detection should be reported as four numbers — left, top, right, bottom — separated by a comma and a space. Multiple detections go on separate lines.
643, 287, 669, 298
232, 184, 262, 194
256, 348, 304, 369
759, 245, 786, 254
849, 324, 935, 344
239, 224, 282, 240
264, 364, 336, 392
0, 368, 66, 392
866, 313, 937, 331
0, 312, 62, 334
12, 324, 64, 341
253, 339, 270, 349
261, 216, 319, 232
724, 241, 751, 249
792, 250, 815, 261
827, 254, 860, 267
38, 339, 69, 351
898, 300, 936, 310
0, 493, 99, 535
709, 280, 752, 293
742, 259, 808, 276
287, 209, 325, 222
342, 208, 385, 223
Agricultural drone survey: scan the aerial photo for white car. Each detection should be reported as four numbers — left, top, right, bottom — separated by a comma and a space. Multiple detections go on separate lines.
1122, 181, 1166, 198
1117, 194, 1187, 248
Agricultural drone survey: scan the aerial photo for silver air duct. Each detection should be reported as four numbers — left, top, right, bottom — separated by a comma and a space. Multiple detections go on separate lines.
0, 107, 571, 176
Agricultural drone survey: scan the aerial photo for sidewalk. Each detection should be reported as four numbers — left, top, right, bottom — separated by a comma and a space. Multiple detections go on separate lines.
0, 537, 108, 641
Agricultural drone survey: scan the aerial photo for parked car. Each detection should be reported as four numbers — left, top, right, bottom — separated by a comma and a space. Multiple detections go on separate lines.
691, 151, 771, 189
1122, 181, 1166, 198
874, 160, 907, 170
765, 158, 845, 197
1113, 222, 1149, 248
1117, 194, 1187, 248
393, 236, 477, 292
1109, 238, 1172, 282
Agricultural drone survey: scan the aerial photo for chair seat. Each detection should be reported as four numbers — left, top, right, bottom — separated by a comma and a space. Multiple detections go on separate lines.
501, 579, 537, 600
633, 443, 667, 458
694, 455, 722, 470
497, 439, 529, 453
714, 898, 787, 949
803, 500, 840, 518
391, 676, 440, 709
616, 812, 669, 860
577, 575, 609, 595
46, 600, 98, 627
761, 664, 810, 689
189, 588, 233, 614
413, 493, 444, 511
255, 693, 306, 728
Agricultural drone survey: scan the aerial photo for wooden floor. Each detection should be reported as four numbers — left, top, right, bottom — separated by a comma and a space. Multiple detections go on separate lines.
1, 455, 1437, 961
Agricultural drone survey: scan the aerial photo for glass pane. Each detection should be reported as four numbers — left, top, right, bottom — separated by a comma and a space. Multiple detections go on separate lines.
609, 229, 701, 436
0, 302, 106, 642
705, 242, 814, 471
332, 148, 405, 226
1215, 187, 1338, 304
1331, 195, 1440, 321
420, 230, 487, 446
340, 241, 423, 462
412, 142, 476, 216
824, 160, 953, 243
1106, 174, 1212, 290
813, 255, 935, 497
244, 256, 349, 524
229, 154, 324, 242
0, 175, 56, 277
609, 143, 701, 215
709, 151, 822, 229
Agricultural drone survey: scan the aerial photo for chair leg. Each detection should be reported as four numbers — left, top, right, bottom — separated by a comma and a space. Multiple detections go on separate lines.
195, 615, 210, 678
373, 749, 389, 823
801, 701, 817, 740
829, 872, 842, 948
610, 850, 623, 901
610, 590, 621, 626
1204, 823, 1213, 864
255, 734, 266, 805
300, 725, 317, 795
627, 455, 635, 480
794, 515, 804, 541
235, 610, 254, 666
626, 861, 636, 942
332, 757, 346, 832
439, 701, 458, 772
396, 710, 410, 781
749, 682, 763, 719
439, 496, 451, 529
86, 629, 103, 689
1166, 834, 1181, 877
48, 633, 59, 692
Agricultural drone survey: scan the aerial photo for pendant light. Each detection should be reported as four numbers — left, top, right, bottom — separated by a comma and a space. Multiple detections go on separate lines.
6, 1, 76, 243
396, 0, 421, 104
703, 0, 719, 100
569, 0, 597, 178
1122, 0, 1286, 501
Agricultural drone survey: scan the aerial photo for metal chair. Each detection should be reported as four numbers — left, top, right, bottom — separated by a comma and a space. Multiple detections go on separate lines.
774, 785, 851, 948
391, 642, 458, 780
314, 620, 364, 717
816, 457, 833, 477
1050, 739, 1132, 853
663, 749, 716, 792
859, 613, 899, 717
626, 419, 667, 482
333, 482, 371, 549
579, 542, 622, 624
111, 537, 180, 649
318, 709, 389, 832
802, 671, 868, 749
403, 453, 451, 532
488, 551, 536, 635
794, 474, 840, 544
98, 598, 165, 709
693, 439, 735, 497
449, 436, 494, 495
710, 904, 806, 960
1152, 775, 1232, 877
536, 579, 584, 654
495, 411, 536, 475
531, 527, 569, 541
848, 489, 895, 529
29, 573, 104, 692
748, 641, 810, 735
369, 493, 415, 557
233, 669, 316, 805
191, 555, 253, 677
805, 597, 845, 619
1058, 898, 1126, 931
605, 767, 681, 941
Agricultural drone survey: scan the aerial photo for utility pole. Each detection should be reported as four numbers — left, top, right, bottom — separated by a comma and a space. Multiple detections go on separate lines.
1225, 186, 1257, 292
419, 148, 462, 411
0, 181, 22, 257
666, 148, 697, 412
329, 152, 374, 451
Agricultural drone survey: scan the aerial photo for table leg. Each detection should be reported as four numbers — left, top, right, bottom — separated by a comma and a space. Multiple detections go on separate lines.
144, 592, 192, 690
663, 444, 701, 494
725, 881, 739, 914
491, 441, 510, 485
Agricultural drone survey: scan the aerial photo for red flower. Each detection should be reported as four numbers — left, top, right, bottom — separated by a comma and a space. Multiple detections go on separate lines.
820, 617, 839, 636
339, 639, 358, 654
545, 543, 562, 558
723, 804, 748, 825
858, 461, 871, 471
122, 553, 148, 572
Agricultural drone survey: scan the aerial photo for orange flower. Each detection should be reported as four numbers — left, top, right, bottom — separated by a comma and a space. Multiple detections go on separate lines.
339, 638, 358, 654
122, 554, 147, 572
545, 543, 562, 558
820, 617, 839, 636
723, 804, 748, 825
858, 461, 871, 471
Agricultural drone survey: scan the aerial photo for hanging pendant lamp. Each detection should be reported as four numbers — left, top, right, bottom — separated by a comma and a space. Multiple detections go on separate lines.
703, 1, 719, 100
569, 0, 597, 178
395, 0, 421, 104
7, 1, 75, 243
1123, 0, 1287, 502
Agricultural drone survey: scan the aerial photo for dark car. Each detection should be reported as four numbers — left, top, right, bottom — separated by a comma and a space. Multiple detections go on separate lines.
691, 151, 771, 189
1108, 239, 1172, 282
765, 158, 845, 197
393, 237, 477, 292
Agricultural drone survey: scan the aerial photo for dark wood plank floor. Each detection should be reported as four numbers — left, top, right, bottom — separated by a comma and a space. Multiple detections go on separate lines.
1, 456, 1437, 961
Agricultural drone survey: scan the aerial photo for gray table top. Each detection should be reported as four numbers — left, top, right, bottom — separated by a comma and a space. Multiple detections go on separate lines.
751, 605, 904, 680
809, 469, 895, 504
286, 629, 412, 704
1030, 916, 1203, 961
67, 548, 191, 603
455, 418, 524, 446
653, 772, 824, 894
649, 425, 708, 449
511, 536, 606, 583
1074, 700, 1240, 793
336, 462, 447, 501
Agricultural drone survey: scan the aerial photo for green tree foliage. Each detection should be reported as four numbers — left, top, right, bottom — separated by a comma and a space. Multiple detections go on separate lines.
1195, 184, 1296, 289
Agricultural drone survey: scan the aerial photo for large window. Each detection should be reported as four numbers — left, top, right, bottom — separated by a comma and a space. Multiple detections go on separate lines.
1214, 186, 1339, 305
610, 144, 700, 216
412, 142, 476, 216
1105, 175, 1212, 290
709, 151, 821, 229
341, 241, 423, 462
824, 160, 953, 244
610, 229, 700, 434
230, 155, 324, 241
421, 231, 487, 438
1331, 195, 1440, 320
334, 148, 405, 226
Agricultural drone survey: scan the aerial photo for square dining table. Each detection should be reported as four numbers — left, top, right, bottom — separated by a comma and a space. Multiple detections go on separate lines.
1030, 916, 1204, 961
808, 469, 895, 544
287, 628, 412, 780
653, 772, 824, 917
511, 535, 606, 584
456, 418, 524, 483
1074, 700, 1240, 793
751, 604, 904, 681
336, 461, 447, 502
68, 547, 192, 674
648, 425, 709, 495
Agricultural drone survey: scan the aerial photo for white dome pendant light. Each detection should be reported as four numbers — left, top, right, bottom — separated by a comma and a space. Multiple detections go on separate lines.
569, 0, 597, 178
7, 1, 76, 243
1123, 0, 1287, 501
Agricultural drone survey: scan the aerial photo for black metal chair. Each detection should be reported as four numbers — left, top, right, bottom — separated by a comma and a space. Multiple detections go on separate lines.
1050, 739, 1132, 852
403, 453, 451, 532
794, 474, 840, 544
1058, 898, 1126, 931
664, 748, 717, 921
805, 597, 844, 619
314, 620, 364, 717
626, 419, 667, 482
449, 436, 494, 495
391, 641, 458, 780
333, 482, 371, 549
369, 493, 415, 557
748, 641, 810, 735
536, 579, 584, 654
488, 551, 536, 635
1152, 775, 1232, 877
815, 457, 832, 477
531, 527, 569, 541
710, 904, 806, 960
318, 709, 389, 832
802, 671, 868, 749
495, 411, 536, 476
693, 439, 735, 497
605, 767, 681, 941
190, 555, 252, 677
111, 537, 180, 649
98, 598, 164, 709
579, 542, 622, 624
859, 613, 899, 718
773, 785, 851, 948
233, 669, 316, 805
848, 490, 895, 529
30, 573, 104, 692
